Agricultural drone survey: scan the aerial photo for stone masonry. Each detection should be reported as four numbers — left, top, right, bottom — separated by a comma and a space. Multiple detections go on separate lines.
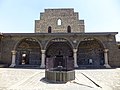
35, 8, 84, 33
0, 8, 120, 68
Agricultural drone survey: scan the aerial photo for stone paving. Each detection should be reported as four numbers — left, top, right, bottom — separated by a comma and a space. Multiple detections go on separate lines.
78, 68, 120, 90
0, 68, 120, 90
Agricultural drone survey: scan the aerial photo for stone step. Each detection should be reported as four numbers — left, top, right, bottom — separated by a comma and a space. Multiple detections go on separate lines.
15, 65, 40, 69
0, 64, 8, 68
77, 65, 106, 69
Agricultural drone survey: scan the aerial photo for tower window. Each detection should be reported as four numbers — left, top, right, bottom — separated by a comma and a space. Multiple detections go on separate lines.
48, 26, 52, 33
67, 26, 71, 33
57, 19, 62, 26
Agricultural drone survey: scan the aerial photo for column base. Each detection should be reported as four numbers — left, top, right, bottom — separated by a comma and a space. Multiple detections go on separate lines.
9, 64, 15, 67
74, 64, 78, 68
40, 64, 45, 68
104, 64, 111, 68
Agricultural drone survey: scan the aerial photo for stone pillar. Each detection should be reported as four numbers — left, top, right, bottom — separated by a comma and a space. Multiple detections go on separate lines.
104, 49, 111, 68
40, 50, 46, 68
9, 50, 17, 67
73, 49, 78, 67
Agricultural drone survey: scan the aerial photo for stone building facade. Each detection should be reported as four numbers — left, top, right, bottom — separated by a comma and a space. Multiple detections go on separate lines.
35, 8, 84, 33
0, 8, 120, 68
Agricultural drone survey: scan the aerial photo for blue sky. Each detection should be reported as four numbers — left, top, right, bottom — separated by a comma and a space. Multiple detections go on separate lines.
0, 0, 120, 41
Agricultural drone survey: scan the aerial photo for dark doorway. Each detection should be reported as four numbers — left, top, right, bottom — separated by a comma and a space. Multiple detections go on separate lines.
20, 51, 29, 65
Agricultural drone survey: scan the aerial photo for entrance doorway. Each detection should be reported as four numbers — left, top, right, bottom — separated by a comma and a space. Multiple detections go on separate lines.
20, 51, 29, 65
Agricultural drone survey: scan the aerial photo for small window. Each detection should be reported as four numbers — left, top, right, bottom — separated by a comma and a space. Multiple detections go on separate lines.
67, 26, 71, 33
48, 26, 52, 33
57, 19, 62, 26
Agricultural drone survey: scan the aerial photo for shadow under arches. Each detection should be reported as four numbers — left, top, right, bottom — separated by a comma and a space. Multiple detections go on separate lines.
44, 37, 74, 50
76, 38, 106, 49
77, 38, 106, 68
13, 37, 42, 66
13, 37, 42, 50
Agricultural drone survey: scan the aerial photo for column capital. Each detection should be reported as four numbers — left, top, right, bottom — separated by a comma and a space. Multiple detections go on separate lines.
11, 50, 17, 55
104, 49, 109, 53
73, 49, 77, 53
41, 50, 46, 53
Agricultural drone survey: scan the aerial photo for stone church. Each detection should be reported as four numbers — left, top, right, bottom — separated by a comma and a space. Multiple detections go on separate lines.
0, 8, 120, 68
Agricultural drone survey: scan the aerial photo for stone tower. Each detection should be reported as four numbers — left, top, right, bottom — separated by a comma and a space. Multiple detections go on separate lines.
35, 8, 85, 33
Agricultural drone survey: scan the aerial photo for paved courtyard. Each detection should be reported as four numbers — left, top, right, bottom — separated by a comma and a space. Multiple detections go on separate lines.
0, 68, 120, 90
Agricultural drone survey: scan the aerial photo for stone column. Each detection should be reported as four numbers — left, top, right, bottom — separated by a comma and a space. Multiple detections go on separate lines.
104, 49, 111, 68
9, 50, 17, 67
73, 49, 78, 67
40, 50, 46, 68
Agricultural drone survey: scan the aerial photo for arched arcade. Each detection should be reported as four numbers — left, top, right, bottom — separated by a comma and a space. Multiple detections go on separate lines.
10, 38, 42, 67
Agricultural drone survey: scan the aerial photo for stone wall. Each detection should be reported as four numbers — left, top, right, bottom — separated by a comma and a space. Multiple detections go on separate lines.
35, 9, 84, 33
0, 33, 120, 67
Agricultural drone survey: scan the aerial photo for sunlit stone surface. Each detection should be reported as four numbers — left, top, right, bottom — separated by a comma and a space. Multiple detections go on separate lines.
0, 68, 120, 90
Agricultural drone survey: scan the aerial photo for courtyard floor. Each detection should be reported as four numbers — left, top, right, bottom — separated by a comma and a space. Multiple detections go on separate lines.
0, 68, 120, 90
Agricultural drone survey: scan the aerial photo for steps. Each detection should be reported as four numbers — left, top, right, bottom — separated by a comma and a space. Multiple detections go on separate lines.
77, 65, 106, 69
15, 65, 40, 69
0, 64, 8, 68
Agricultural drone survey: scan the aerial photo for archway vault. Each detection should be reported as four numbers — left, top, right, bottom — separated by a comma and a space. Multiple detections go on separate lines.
77, 38, 105, 68
46, 38, 73, 57
45, 38, 74, 69
44, 37, 74, 50
14, 38, 42, 66
14, 37, 42, 50
77, 38, 106, 49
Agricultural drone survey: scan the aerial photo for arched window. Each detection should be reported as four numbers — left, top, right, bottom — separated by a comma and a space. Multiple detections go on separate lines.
48, 26, 52, 33
57, 19, 62, 26
67, 26, 71, 33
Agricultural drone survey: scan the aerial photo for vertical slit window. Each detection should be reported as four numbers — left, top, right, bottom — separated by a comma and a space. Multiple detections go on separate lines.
67, 26, 71, 33
48, 26, 52, 33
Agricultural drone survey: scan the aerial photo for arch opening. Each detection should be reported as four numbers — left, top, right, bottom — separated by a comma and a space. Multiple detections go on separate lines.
46, 38, 73, 70
15, 38, 41, 67
77, 39, 105, 68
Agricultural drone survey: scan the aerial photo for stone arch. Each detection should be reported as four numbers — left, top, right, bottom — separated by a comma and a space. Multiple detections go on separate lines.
46, 38, 73, 57
45, 38, 74, 68
44, 37, 74, 50
46, 38, 73, 56
14, 37, 42, 50
14, 38, 42, 67
77, 38, 106, 49
77, 38, 105, 68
